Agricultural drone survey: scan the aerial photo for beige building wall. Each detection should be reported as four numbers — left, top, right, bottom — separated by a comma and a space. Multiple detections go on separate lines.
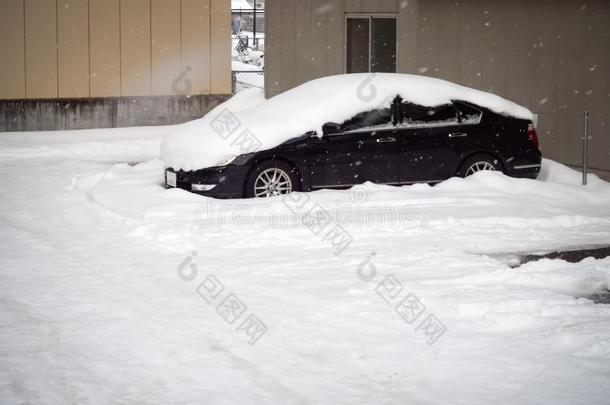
182, 0, 211, 95
58, 0, 90, 98
0, 0, 26, 99
266, 0, 610, 172
89, 0, 121, 97
25, 0, 58, 98
121, 0, 152, 96
0, 0, 231, 99
210, 0, 232, 94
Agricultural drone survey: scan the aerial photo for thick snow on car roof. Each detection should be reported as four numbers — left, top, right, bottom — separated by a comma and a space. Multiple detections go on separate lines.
162, 73, 534, 171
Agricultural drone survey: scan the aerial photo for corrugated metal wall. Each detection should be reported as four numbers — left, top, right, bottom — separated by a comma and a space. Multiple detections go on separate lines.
265, 0, 610, 172
0, 0, 231, 99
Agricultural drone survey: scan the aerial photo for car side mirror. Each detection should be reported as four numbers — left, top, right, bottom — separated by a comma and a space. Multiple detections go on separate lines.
322, 122, 342, 135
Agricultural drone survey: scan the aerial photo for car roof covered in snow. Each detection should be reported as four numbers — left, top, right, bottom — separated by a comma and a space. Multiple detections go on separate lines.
162, 73, 534, 171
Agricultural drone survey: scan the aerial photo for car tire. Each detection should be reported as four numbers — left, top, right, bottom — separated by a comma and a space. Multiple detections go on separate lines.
458, 153, 503, 177
245, 159, 300, 198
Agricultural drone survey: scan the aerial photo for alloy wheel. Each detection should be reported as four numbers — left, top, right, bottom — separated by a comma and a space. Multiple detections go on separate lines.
254, 168, 293, 197
465, 161, 497, 176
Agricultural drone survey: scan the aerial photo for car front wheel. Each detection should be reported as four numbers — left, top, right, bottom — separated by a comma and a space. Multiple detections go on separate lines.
458, 154, 503, 177
245, 160, 299, 198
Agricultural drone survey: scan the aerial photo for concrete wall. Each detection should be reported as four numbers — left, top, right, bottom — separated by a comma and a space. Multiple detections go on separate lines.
0, 0, 231, 99
0, 95, 229, 131
265, 0, 610, 172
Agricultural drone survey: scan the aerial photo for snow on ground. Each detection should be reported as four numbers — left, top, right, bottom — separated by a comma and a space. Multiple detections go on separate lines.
1, 126, 610, 404
232, 60, 263, 71
162, 74, 534, 171
232, 0, 254, 10
0, 125, 170, 162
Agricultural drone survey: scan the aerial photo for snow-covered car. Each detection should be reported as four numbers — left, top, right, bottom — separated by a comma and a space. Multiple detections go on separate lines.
162, 74, 542, 198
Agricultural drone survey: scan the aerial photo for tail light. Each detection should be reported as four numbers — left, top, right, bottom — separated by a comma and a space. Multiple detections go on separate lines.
528, 124, 539, 149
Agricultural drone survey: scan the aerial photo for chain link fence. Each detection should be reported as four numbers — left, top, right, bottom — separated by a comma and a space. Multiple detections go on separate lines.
232, 71, 265, 94
232, 9, 265, 39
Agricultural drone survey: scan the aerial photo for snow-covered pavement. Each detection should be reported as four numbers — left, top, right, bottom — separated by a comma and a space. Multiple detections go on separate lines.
1, 128, 610, 404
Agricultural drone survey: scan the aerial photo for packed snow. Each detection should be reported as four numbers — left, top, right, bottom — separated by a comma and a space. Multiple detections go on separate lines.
1, 123, 610, 404
232, 0, 254, 9
207, 88, 266, 117
162, 74, 535, 171
232, 60, 263, 71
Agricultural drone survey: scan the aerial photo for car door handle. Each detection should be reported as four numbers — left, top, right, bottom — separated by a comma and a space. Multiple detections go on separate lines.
376, 137, 396, 143
448, 132, 468, 138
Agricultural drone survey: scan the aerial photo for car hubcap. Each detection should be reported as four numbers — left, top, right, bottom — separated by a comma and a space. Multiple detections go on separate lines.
254, 168, 292, 197
466, 161, 496, 176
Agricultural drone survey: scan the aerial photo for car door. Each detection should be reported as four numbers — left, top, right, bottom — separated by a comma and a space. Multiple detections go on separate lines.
396, 102, 463, 183
308, 107, 400, 188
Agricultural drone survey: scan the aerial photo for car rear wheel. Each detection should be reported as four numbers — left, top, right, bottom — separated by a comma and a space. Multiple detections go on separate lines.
458, 154, 503, 177
246, 160, 299, 198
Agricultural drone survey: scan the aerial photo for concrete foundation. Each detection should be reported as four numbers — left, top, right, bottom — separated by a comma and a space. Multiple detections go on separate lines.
0, 94, 230, 132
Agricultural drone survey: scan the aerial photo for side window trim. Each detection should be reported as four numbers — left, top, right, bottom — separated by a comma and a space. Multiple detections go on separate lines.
392, 120, 463, 131
340, 124, 398, 136
328, 96, 481, 136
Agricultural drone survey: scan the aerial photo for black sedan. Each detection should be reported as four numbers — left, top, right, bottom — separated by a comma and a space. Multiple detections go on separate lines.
165, 97, 541, 199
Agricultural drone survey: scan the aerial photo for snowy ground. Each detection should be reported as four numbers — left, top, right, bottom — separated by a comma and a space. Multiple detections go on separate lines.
1, 127, 610, 404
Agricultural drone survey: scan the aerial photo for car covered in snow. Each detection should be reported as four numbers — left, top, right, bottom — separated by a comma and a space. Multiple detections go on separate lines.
162, 74, 542, 198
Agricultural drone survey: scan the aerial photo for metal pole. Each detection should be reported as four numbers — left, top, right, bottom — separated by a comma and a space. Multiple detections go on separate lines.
253, 1, 257, 48
582, 111, 589, 185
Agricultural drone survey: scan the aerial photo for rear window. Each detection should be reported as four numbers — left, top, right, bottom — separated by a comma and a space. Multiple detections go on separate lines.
453, 101, 483, 124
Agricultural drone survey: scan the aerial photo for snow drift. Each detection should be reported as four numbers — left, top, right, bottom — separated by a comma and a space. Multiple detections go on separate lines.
161, 73, 534, 171
2, 125, 610, 404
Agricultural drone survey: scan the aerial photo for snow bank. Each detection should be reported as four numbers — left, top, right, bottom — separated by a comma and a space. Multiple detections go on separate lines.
232, 60, 263, 71
0, 125, 171, 162
87, 157, 610, 244
4, 127, 610, 404
538, 158, 605, 186
162, 73, 534, 171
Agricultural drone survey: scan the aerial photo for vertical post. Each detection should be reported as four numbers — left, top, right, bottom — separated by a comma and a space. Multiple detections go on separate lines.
582, 111, 589, 185
253, 1, 257, 48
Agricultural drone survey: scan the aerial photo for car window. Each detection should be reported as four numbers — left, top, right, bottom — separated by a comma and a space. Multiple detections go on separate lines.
399, 103, 458, 127
341, 107, 392, 131
453, 101, 483, 124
